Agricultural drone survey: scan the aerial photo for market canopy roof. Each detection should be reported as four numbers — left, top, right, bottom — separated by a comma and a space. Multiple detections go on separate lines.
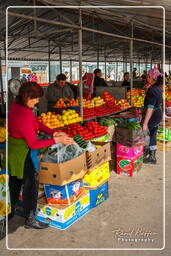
0, 0, 171, 62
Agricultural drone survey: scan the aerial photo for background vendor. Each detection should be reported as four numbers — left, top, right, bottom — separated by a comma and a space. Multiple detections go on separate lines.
122, 72, 130, 87
93, 68, 107, 96
8, 82, 73, 229
46, 73, 74, 111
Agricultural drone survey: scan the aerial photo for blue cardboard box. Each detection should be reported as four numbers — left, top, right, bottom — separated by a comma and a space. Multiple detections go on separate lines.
36, 190, 90, 230
44, 180, 84, 205
86, 181, 108, 209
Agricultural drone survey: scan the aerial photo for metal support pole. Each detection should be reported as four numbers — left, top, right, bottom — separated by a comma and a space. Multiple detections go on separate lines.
70, 59, 72, 82
138, 56, 141, 77
0, 57, 4, 105
150, 56, 153, 69
116, 61, 118, 82
130, 22, 134, 106
59, 46, 62, 73
78, 9, 83, 118
97, 48, 99, 68
126, 56, 127, 72
169, 59, 170, 72
104, 56, 107, 79
48, 40, 51, 84
33, 0, 37, 33
145, 58, 148, 72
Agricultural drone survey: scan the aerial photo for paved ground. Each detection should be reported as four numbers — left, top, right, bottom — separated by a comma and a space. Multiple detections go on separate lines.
0, 151, 170, 256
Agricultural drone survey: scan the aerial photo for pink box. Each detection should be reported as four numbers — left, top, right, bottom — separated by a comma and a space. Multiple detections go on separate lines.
116, 143, 144, 159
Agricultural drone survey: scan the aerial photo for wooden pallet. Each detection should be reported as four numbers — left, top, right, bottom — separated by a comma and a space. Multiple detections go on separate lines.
157, 140, 171, 151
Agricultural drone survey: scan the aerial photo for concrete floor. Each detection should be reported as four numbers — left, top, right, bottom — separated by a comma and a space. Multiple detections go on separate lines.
0, 151, 170, 256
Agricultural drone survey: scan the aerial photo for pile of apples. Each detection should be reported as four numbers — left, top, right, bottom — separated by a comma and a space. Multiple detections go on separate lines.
38, 112, 64, 129
127, 89, 145, 108
60, 109, 83, 126
83, 97, 104, 108
38, 110, 83, 129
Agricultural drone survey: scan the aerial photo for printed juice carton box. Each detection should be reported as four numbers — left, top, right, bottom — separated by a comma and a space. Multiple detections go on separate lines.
44, 180, 84, 205
83, 162, 110, 189
116, 154, 143, 177
85, 181, 108, 209
35, 190, 90, 230
117, 143, 143, 159
91, 134, 109, 142
0, 170, 11, 217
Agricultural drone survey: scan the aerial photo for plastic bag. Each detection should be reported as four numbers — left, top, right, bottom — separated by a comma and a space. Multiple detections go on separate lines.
41, 143, 84, 163
84, 141, 96, 152
144, 130, 150, 146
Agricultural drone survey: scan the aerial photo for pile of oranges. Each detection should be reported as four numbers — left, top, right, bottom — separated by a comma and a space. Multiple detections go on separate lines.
54, 98, 79, 108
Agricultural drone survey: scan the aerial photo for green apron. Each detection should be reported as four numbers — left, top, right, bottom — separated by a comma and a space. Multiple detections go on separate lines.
8, 136, 29, 179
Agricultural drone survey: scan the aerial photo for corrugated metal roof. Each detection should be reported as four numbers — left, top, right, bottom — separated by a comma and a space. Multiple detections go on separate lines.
0, 0, 170, 61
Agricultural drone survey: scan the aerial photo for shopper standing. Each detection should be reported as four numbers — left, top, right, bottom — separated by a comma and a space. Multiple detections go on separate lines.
8, 82, 73, 229
142, 67, 163, 164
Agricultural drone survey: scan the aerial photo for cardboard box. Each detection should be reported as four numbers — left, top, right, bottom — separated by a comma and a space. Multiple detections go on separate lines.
91, 134, 109, 142
0, 170, 11, 217
116, 154, 143, 177
115, 126, 144, 147
116, 143, 144, 159
86, 142, 111, 170
83, 162, 110, 189
35, 191, 90, 230
39, 153, 87, 186
44, 180, 84, 205
85, 181, 108, 209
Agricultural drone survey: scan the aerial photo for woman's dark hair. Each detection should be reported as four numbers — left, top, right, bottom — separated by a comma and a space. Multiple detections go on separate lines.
56, 73, 66, 81
16, 82, 44, 105
94, 68, 101, 75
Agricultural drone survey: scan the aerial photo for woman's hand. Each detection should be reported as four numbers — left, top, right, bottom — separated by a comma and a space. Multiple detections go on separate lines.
142, 123, 148, 133
53, 132, 67, 137
54, 135, 74, 145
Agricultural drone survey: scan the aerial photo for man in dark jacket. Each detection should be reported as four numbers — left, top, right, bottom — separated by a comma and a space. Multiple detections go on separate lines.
93, 69, 107, 96
46, 73, 74, 111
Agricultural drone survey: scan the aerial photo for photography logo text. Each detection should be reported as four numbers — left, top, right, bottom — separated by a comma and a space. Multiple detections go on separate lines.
112, 228, 158, 243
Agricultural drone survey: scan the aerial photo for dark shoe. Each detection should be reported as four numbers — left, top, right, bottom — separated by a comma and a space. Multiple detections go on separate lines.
143, 146, 149, 161
24, 211, 49, 229
143, 150, 157, 164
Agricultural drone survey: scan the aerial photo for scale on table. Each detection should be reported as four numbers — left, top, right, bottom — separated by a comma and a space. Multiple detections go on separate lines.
9, 79, 21, 96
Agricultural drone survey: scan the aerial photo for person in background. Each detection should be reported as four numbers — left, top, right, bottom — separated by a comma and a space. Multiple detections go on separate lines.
46, 73, 74, 111
21, 74, 27, 84
8, 82, 73, 229
31, 72, 38, 82
142, 67, 163, 164
133, 68, 137, 79
93, 69, 107, 87
141, 70, 147, 82
93, 69, 107, 97
122, 72, 130, 87
27, 71, 32, 81
64, 71, 69, 81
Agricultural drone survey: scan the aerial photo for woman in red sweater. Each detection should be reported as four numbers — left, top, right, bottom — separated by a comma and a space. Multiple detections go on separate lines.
8, 82, 73, 229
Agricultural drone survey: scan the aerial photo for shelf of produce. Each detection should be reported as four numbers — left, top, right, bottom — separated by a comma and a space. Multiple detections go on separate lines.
83, 107, 134, 121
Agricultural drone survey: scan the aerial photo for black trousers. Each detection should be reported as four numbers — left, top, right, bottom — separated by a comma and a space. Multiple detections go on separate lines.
9, 152, 39, 217
148, 125, 159, 148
